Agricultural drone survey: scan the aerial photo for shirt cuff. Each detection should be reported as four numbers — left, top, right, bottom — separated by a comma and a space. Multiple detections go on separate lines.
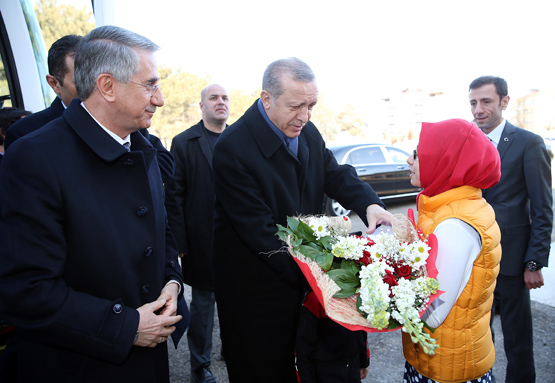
164, 279, 182, 295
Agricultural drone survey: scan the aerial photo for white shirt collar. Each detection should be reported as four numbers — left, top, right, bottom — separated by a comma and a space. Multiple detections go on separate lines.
80, 102, 131, 147
485, 119, 506, 148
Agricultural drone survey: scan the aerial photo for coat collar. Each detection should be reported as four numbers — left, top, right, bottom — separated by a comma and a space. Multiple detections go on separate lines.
194, 120, 216, 169
243, 100, 309, 165
62, 99, 154, 163
50, 97, 65, 118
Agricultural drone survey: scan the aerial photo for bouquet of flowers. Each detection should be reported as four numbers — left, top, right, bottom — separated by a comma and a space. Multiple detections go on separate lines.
276, 210, 442, 355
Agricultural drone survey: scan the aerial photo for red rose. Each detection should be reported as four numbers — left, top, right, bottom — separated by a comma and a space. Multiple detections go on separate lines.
359, 250, 371, 266
394, 264, 412, 279
383, 270, 398, 297
382, 270, 398, 287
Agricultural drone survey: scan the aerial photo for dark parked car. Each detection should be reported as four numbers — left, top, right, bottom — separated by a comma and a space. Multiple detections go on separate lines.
324, 143, 422, 216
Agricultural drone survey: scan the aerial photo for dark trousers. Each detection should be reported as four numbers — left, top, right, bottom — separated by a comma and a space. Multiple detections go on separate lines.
491, 274, 535, 383
188, 287, 216, 372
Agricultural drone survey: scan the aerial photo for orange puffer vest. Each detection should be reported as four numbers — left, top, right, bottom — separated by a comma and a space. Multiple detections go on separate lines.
403, 185, 501, 382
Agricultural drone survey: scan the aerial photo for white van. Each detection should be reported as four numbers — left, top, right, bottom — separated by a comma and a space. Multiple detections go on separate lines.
0, 0, 54, 112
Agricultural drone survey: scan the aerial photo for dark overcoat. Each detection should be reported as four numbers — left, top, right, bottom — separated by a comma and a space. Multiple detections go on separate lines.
0, 99, 183, 382
165, 120, 216, 290
211, 100, 382, 382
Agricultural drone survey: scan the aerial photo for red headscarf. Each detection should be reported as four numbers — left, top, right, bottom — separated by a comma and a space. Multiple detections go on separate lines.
418, 119, 501, 198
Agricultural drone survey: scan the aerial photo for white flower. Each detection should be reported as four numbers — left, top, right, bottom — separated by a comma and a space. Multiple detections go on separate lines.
403, 240, 431, 268
358, 263, 391, 329
331, 235, 370, 260
306, 216, 332, 239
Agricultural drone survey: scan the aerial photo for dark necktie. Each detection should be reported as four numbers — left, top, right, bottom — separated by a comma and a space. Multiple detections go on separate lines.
123, 142, 131, 152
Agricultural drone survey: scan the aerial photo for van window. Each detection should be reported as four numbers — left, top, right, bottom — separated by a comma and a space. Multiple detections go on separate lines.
20, 0, 52, 107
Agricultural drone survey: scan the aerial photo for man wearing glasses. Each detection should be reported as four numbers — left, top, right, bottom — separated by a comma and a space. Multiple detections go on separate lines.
0, 26, 184, 382
3, 34, 174, 184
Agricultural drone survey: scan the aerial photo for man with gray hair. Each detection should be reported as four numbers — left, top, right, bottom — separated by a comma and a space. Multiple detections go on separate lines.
0, 26, 183, 382
211, 57, 394, 382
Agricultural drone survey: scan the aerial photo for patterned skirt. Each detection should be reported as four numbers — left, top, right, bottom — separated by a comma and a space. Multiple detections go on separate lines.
404, 361, 493, 383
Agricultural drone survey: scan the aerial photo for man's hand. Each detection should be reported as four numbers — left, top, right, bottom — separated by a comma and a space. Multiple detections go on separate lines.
524, 269, 544, 290
157, 282, 180, 317
134, 298, 182, 348
360, 366, 370, 380
365, 204, 397, 234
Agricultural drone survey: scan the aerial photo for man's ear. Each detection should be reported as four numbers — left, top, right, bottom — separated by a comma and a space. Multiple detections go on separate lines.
501, 95, 510, 111
96, 74, 116, 102
46, 74, 61, 95
260, 90, 272, 110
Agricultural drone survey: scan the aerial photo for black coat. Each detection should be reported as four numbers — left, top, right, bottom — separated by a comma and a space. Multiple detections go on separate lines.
482, 122, 553, 275
211, 100, 382, 382
165, 120, 216, 290
296, 292, 369, 383
0, 99, 183, 382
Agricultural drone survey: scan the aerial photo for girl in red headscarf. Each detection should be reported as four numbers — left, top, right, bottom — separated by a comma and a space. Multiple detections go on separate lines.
403, 119, 501, 383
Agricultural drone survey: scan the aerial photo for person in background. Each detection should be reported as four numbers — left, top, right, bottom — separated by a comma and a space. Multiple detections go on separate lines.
404, 119, 501, 382
469, 75, 552, 383
164, 84, 230, 383
4, 34, 82, 149
295, 291, 369, 383
4, 34, 174, 183
0, 107, 31, 165
0, 25, 183, 382
211, 57, 395, 383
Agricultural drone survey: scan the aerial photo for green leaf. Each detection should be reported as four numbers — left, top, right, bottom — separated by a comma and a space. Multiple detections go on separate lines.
316, 252, 334, 271
327, 269, 359, 298
297, 244, 324, 262
276, 225, 294, 242
388, 318, 402, 329
341, 259, 361, 275
318, 235, 336, 251
296, 220, 317, 243
422, 321, 437, 333
287, 217, 300, 232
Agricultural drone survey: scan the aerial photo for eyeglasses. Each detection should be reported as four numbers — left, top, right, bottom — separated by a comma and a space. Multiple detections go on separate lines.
413, 148, 418, 160
129, 80, 161, 96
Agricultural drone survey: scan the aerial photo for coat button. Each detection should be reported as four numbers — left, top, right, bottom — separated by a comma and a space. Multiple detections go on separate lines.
113, 304, 123, 314
144, 247, 153, 257
123, 159, 134, 166
141, 285, 150, 295
137, 207, 148, 217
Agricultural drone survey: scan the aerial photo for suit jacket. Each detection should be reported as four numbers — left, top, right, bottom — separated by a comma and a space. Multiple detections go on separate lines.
4, 97, 65, 149
165, 120, 216, 290
211, 100, 383, 382
0, 99, 183, 382
3, 97, 175, 183
483, 121, 552, 276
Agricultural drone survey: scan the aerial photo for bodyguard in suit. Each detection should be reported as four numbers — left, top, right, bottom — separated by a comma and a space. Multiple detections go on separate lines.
469, 76, 553, 383
0, 26, 184, 382
3, 34, 174, 183
211, 57, 396, 383
165, 84, 230, 383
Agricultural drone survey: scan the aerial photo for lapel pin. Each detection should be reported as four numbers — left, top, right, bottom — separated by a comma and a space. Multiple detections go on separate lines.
504, 137, 509, 142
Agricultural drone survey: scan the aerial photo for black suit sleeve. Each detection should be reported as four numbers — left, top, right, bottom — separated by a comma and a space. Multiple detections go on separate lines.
523, 134, 553, 267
